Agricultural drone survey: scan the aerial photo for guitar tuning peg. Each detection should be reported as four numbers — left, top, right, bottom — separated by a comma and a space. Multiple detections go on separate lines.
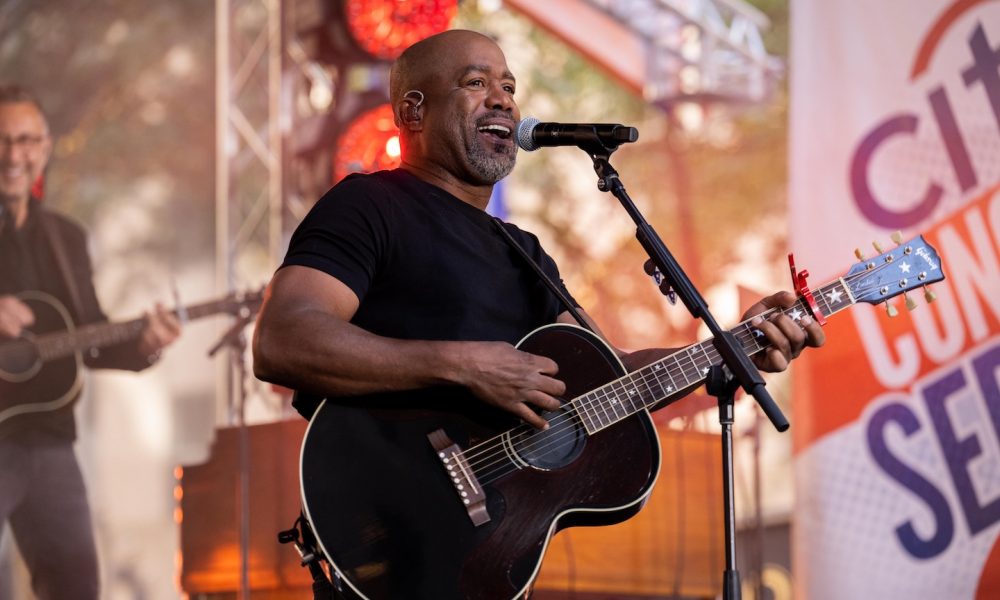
923, 285, 937, 303
904, 291, 918, 311
872, 240, 885, 254
886, 302, 899, 318
854, 248, 865, 260
891, 231, 903, 245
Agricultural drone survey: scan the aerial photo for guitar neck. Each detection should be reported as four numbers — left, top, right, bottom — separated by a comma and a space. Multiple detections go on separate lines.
573, 277, 856, 433
34, 298, 243, 362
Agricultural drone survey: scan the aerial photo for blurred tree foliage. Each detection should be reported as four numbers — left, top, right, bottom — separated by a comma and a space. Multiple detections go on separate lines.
0, 0, 215, 282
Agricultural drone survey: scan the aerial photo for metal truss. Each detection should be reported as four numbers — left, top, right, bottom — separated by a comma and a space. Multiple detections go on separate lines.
215, 0, 284, 291
586, 0, 782, 105
214, 0, 286, 427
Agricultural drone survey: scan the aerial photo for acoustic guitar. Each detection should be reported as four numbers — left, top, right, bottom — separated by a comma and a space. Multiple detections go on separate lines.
0, 288, 263, 429
300, 235, 944, 600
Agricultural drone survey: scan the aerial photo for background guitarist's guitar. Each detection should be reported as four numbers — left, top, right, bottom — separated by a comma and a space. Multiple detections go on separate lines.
300, 235, 945, 600
0, 288, 263, 428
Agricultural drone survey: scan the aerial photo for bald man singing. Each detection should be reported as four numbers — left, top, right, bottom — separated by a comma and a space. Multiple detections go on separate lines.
253, 30, 822, 599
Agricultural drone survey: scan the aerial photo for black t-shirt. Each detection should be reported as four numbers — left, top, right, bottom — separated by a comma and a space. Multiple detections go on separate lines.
0, 201, 68, 299
281, 169, 577, 415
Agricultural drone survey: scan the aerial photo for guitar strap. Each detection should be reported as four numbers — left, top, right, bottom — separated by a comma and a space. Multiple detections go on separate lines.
490, 216, 595, 334
38, 206, 86, 322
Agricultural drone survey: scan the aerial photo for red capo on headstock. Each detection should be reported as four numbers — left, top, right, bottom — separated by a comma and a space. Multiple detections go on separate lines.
788, 253, 827, 326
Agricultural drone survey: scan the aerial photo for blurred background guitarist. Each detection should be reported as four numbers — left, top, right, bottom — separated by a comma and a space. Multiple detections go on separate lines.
0, 84, 180, 600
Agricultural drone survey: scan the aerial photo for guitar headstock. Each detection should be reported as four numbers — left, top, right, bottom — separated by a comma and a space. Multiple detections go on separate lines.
844, 233, 944, 316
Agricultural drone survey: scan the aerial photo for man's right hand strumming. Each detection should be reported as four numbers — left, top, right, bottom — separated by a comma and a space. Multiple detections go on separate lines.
0, 295, 33, 338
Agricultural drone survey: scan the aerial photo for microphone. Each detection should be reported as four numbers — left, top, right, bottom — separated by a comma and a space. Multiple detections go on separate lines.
516, 117, 638, 152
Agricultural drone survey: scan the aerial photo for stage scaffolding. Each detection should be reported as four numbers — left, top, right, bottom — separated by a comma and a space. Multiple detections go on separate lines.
214, 0, 285, 424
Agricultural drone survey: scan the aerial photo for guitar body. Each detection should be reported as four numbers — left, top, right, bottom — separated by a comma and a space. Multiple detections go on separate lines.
0, 287, 262, 431
300, 324, 661, 600
0, 291, 83, 427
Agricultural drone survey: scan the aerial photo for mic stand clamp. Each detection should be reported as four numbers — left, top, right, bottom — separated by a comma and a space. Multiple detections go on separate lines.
585, 144, 788, 600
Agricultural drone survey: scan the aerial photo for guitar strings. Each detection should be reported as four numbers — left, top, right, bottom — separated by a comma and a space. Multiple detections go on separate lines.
467, 303, 789, 482
462, 260, 911, 484
470, 316, 773, 484
466, 277, 854, 483
466, 305, 781, 482
465, 282, 828, 476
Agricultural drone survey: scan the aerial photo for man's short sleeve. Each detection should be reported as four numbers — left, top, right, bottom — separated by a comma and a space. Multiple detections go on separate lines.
280, 177, 392, 301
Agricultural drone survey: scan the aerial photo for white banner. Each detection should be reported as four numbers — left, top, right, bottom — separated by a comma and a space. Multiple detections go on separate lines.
790, 1, 1000, 598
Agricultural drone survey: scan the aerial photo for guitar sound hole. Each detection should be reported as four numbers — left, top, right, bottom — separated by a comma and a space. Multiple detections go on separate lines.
511, 406, 585, 471
0, 336, 41, 378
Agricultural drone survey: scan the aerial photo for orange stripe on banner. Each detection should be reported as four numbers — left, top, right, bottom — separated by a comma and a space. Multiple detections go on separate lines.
792, 320, 885, 453
795, 184, 1000, 453
976, 533, 1000, 599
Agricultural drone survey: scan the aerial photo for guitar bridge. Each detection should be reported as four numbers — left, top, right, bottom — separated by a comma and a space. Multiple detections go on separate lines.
427, 429, 490, 526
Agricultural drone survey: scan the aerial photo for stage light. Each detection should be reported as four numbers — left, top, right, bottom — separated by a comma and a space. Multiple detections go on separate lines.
679, 65, 701, 95
675, 101, 705, 132
385, 135, 400, 159
305, 61, 335, 112
680, 24, 702, 62
290, 1, 458, 185
332, 103, 400, 182
343, 0, 458, 60
308, 78, 334, 112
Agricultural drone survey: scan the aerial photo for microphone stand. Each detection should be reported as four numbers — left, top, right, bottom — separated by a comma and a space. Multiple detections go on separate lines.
580, 138, 789, 600
208, 309, 257, 600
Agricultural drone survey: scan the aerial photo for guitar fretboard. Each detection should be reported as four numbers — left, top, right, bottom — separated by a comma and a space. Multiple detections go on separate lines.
458, 234, 943, 489
35, 298, 252, 362
571, 278, 855, 433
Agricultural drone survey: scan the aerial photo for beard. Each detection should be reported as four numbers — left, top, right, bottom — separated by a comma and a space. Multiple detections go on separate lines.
466, 138, 516, 183
463, 115, 518, 184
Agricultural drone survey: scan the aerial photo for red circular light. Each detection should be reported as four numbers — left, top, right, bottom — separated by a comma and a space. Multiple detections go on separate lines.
344, 0, 458, 60
332, 103, 401, 183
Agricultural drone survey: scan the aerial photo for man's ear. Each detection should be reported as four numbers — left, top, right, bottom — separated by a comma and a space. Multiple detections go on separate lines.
396, 100, 423, 131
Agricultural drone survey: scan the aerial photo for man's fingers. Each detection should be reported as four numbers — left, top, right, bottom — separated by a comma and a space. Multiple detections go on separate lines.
765, 291, 798, 309
514, 403, 550, 430
763, 348, 790, 372
753, 314, 792, 357
533, 373, 566, 398
525, 389, 562, 412
773, 315, 807, 356
803, 318, 826, 347
509, 389, 564, 430
0, 297, 35, 337
148, 305, 182, 342
527, 353, 560, 377
743, 291, 827, 374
